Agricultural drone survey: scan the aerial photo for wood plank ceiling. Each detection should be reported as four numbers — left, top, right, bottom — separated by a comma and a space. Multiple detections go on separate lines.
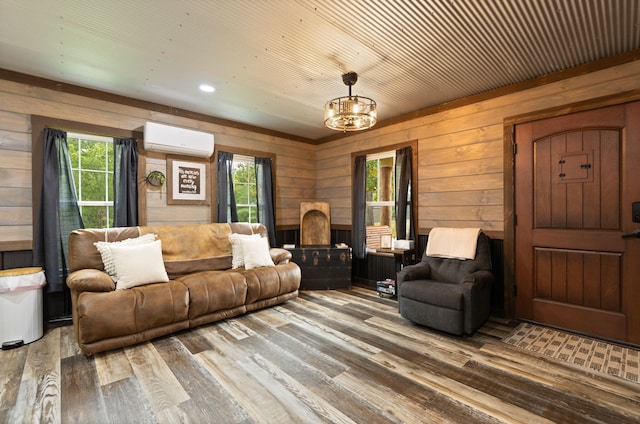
0, 0, 638, 141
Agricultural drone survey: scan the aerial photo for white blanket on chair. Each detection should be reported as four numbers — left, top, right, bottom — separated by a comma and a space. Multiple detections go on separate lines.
426, 227, 481, 260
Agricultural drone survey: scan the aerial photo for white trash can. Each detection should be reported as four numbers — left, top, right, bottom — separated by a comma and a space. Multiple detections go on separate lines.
0, 267, 47, 347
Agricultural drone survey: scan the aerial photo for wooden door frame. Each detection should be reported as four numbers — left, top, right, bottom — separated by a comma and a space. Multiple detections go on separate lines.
502, 89, 640, 318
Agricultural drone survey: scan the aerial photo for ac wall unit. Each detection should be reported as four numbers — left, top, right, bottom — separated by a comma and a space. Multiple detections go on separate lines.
143, 122, 214, 158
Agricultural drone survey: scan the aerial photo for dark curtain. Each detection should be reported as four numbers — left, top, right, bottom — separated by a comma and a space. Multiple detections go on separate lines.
216, 151, 238, 222
33, 128, 84, 293
113, 138, 138, 227
255, 157, 276, 247
352, 155, 367, 259
395, 146, 414, 240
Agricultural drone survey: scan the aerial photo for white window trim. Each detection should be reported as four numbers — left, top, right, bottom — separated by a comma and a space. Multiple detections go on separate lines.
68, 132, 113, 144
366, 150, 395, 161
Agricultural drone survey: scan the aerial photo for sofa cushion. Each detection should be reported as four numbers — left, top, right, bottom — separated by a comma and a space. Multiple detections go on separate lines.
139, 224, 233, 277
69, 226, 141, 273
243, 267, 280, 304
399, 280, 464, 311
94, 233, 157, 279
110, 240, 170, 290
241, 236, 275, 269
243, 262, 301, 304
229, 233, 260, 269
177, 271, 248, 319
229, 222, 268, 238
76, 281, 189, 344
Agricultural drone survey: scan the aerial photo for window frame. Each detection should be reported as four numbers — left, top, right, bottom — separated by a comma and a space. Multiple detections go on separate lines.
67, 132, 115, 229
365, 150, 397, 236
30, 116, 142, 242
211, 146, 276, 224
351, 140, 418, 247
231, 154, 259, 224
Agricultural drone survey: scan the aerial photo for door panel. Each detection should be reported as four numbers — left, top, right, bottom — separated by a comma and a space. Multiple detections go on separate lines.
534, 129, 619, 230
533, 248, 621, 310
515, 102, 640, 344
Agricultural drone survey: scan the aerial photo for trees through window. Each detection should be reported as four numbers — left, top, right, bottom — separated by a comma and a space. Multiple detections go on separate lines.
231, 155, 258, 223
67, 132, 114, 228
366, 150, 396, 237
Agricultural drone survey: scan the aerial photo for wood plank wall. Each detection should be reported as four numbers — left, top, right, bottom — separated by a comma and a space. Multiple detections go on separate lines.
0, 79, 315, 250
315, 60, 640, 238
1, 59, 640, 251
0, 109, 32, 250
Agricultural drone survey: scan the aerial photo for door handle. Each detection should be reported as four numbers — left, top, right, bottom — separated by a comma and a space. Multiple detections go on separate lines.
622, 230, 640, 238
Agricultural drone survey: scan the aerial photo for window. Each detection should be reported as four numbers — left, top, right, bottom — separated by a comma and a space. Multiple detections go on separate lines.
231, 155, 258, 223
68, 132, 114, 228
217, 150, 276, 245
353, 144, 413, 259
366, 150, 396, 237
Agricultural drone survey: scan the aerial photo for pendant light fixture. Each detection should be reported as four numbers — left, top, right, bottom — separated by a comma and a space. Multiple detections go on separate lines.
323, 72, 377, 132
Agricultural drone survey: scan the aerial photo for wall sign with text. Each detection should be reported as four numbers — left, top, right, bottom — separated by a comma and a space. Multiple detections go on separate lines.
167, 155, 210, 205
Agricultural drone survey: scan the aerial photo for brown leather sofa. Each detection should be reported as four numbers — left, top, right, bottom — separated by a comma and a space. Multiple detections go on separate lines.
67, 222, 301, 355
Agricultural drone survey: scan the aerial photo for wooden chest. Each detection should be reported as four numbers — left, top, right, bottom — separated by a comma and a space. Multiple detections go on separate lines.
286, 246, 352, 290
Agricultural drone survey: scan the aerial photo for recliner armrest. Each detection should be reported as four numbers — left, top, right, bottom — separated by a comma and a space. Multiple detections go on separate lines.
460, 270, 495, 289
461, 269, 495, 334
270, 248, 292, 265
67, 269, 115, 293
397, 262, 431, 284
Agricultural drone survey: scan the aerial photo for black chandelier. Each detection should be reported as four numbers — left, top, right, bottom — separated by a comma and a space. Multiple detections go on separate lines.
323, 72, 377, 132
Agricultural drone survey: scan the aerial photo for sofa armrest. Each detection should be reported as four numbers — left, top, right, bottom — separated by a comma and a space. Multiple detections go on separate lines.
397, 262, 431, 285
67, 269, 115, 293
270, 248, 292, 265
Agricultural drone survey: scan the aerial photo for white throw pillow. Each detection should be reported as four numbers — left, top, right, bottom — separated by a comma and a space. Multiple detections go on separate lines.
229, 233, 260, 269
94, 233, 157, 279
109, 240, 169, 290
241, 236, 274, 270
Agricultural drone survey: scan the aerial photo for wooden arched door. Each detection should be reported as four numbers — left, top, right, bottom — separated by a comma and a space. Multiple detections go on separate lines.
514, 102, 640, 344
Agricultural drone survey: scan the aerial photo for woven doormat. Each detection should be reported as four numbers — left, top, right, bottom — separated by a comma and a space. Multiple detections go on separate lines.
502, 322, 639, 384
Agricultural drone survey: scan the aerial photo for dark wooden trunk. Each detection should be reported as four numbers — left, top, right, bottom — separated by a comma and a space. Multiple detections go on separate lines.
287, 246, 352, 290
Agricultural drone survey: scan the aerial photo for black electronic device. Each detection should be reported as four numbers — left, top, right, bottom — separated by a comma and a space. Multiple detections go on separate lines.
633, 201, 640, 223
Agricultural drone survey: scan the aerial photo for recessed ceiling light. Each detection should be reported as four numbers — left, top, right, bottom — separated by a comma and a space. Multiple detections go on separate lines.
199, 83, 215, 93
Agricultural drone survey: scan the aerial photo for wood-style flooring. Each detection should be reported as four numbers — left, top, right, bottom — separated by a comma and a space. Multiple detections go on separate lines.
1, 287, 639, 423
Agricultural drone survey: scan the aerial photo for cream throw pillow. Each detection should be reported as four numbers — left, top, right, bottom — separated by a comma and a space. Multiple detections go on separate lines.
241, 236, 274, 270
229, 233, 260, 269
109, 240, 169, 290
94, 233, 157, 279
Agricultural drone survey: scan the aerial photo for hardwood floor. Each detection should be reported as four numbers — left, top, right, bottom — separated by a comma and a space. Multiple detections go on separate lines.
2, 287, 639, 423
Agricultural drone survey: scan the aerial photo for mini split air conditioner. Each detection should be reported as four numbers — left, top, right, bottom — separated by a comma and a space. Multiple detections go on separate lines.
143, 122, 214, 158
